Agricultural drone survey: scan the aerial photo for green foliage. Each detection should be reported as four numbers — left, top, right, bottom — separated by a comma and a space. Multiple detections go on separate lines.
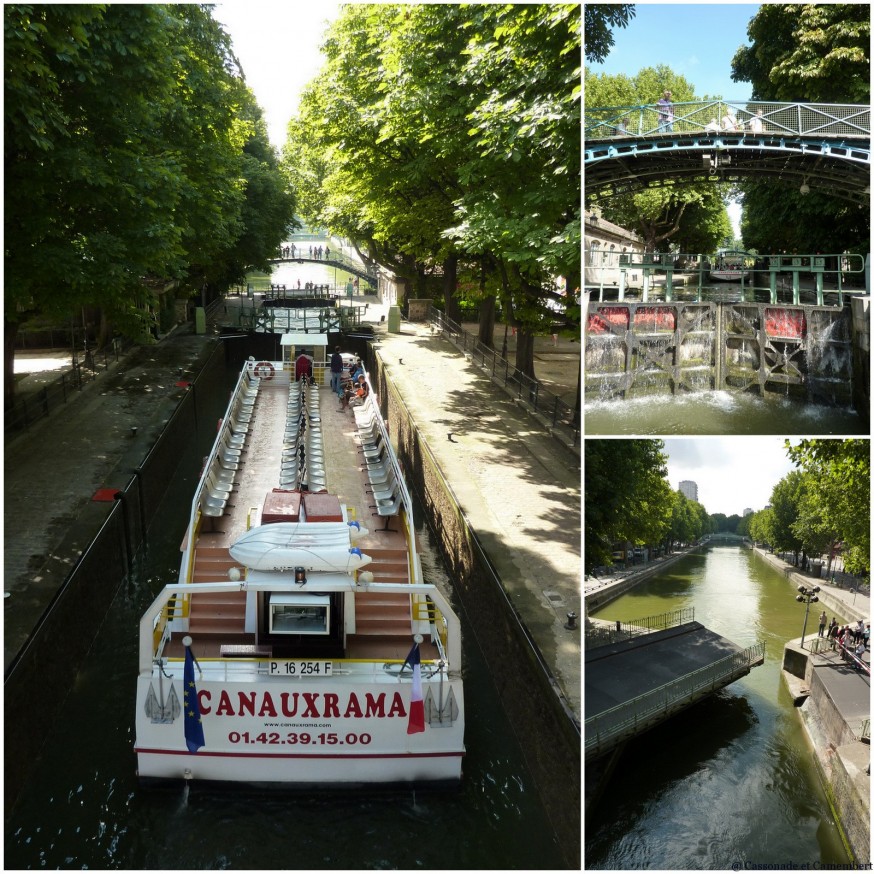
731, 4, 870, 252
786, 439, 870, 574
584, 4, 635, 64
731, 4, 870, 102
739, 184, 869, 256
585, 66, 731, 251
5, 4, 295, 349
284, 3, 581, 356
585, 439, 673, 569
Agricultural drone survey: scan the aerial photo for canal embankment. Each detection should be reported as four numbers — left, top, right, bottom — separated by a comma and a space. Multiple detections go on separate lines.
584, 544, 702, 612
781, 635, 870, 863
754, 546, 870, 623
5, 297, 582, 865
370, 320, 581, 866
767, 542, 871, 864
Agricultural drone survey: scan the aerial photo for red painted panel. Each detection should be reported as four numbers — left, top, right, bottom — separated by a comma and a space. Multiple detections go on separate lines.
635, 306, 676, 332
587, 306, 630, 334
764, 308, 807, 338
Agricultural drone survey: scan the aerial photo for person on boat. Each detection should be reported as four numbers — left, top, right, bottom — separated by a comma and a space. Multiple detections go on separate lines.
349, 374, 369, 407
295, 352, 313, 382
330, 346, 344, 395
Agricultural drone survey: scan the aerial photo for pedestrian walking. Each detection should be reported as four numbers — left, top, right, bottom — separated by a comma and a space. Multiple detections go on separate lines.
818, 610, 827, 637
656, 90, 674, 132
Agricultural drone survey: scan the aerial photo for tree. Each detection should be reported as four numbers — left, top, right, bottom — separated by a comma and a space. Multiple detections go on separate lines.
585, 439, 672, 570
584, 4, 635, 64
786, 439, 870, 575
731, 4, 870, 103
769, 470, 807, 563
5, 5, 296, 405
731, 4, 871, 257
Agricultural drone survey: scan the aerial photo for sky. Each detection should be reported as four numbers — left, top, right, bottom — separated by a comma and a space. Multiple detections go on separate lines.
663, 437, 798, 517
589, 2, 761, 237
589, 2, 758, 102
214, 2, 342, 149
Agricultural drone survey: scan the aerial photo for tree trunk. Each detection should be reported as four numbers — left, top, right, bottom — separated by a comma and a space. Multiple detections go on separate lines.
475, 257, 494, 349
5, 319, 19, 410
443, 253, 461, 324
514, 329, 536, 380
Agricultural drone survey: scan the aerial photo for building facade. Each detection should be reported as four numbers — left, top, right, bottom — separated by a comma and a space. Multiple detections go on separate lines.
678, 480, 699, 501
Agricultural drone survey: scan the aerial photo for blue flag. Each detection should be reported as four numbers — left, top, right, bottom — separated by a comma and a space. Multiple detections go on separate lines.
183, 645, 205, 753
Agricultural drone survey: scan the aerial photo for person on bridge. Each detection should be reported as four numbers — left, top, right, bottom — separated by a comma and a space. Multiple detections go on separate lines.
657, 90, 674, 132
705, 118, 720, 133
325, 246, 330, 259
721, 112, 739, 132
749, 109, 764, 133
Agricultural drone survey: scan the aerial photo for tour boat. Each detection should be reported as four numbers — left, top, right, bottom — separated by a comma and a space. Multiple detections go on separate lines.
134, 345, 465, 787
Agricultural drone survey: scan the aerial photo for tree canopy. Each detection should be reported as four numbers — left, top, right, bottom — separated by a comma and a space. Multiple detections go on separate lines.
5, 4, 296, 401
284, 4, 581, 379
584, 4, 635, 64
730, 4, 870, 253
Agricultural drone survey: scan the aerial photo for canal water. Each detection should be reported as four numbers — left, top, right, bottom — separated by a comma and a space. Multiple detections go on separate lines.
586, 545, 852, 869
5, 360, 565, 869
584, 390, 863, 435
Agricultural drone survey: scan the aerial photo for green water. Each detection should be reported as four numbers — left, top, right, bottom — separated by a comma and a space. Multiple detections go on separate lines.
586, 545, 851, 869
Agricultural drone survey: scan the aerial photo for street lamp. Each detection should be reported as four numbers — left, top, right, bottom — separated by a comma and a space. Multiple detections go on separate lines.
795, 584, 820, 649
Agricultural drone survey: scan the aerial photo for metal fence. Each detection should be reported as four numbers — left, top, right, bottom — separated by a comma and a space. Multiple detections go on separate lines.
585, 100, 871, 139
427, 307, 580, 448
6, 339, 133, 436
585, 641, 766, 759
586, 607, 695, 649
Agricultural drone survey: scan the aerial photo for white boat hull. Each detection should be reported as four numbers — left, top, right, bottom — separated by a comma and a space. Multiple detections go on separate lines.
134, 675, 465, 785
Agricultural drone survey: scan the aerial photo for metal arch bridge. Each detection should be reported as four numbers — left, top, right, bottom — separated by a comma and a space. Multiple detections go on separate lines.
584, 100, 870, 204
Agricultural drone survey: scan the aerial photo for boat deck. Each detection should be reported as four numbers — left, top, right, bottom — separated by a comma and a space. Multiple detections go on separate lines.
169, 373, 439, 663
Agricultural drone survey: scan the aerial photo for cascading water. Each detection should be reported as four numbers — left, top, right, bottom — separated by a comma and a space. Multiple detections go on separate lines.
585, 300, 863, 434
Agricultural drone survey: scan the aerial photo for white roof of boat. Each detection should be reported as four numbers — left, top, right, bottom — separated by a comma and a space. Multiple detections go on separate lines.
280, 333, 329, 346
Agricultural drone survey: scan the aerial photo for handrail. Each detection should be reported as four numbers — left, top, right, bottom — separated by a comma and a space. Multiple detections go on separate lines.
586, 607, 695, 648
585, 100, 870, 138
427, 306, 580, 448
585, 641, 765, 756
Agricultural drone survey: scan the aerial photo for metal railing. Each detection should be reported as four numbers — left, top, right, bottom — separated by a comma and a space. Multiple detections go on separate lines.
6, 339, 132, 436
585, 100, 870, 139
586, 607, 695, 649
427, 307, 580, 448
585, 641, 766, 759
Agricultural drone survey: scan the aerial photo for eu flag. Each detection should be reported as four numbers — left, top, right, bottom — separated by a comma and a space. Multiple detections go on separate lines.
183, 644, 205, 753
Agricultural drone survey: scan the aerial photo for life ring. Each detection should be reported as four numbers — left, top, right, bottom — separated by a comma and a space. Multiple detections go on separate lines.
254, 361, 275, 380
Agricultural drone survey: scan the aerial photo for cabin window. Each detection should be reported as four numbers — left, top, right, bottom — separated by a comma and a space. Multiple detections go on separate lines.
268, 594, 331, 635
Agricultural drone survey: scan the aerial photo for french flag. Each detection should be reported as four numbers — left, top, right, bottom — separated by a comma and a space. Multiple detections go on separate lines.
403, 642, 425, 734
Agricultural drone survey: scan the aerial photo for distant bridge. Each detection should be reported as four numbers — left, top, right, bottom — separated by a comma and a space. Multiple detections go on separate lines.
585, 101, 870, 204
268, 252, 378, 285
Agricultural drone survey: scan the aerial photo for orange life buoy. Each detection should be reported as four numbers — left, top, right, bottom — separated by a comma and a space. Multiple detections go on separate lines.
254, 361, 275, 380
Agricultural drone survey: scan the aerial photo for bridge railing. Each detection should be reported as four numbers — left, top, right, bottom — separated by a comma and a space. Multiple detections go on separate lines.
585, 100, 870, 139
585, 607, 695, 649
585, 641, 766, 759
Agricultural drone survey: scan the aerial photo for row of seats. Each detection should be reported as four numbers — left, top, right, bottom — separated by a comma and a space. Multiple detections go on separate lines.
200, 369, 261, 518
353, 399, 403, 528
280, 383, 327, 491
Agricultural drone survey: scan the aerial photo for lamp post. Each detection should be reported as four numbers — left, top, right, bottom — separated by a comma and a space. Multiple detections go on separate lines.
795, 584, 821, 649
